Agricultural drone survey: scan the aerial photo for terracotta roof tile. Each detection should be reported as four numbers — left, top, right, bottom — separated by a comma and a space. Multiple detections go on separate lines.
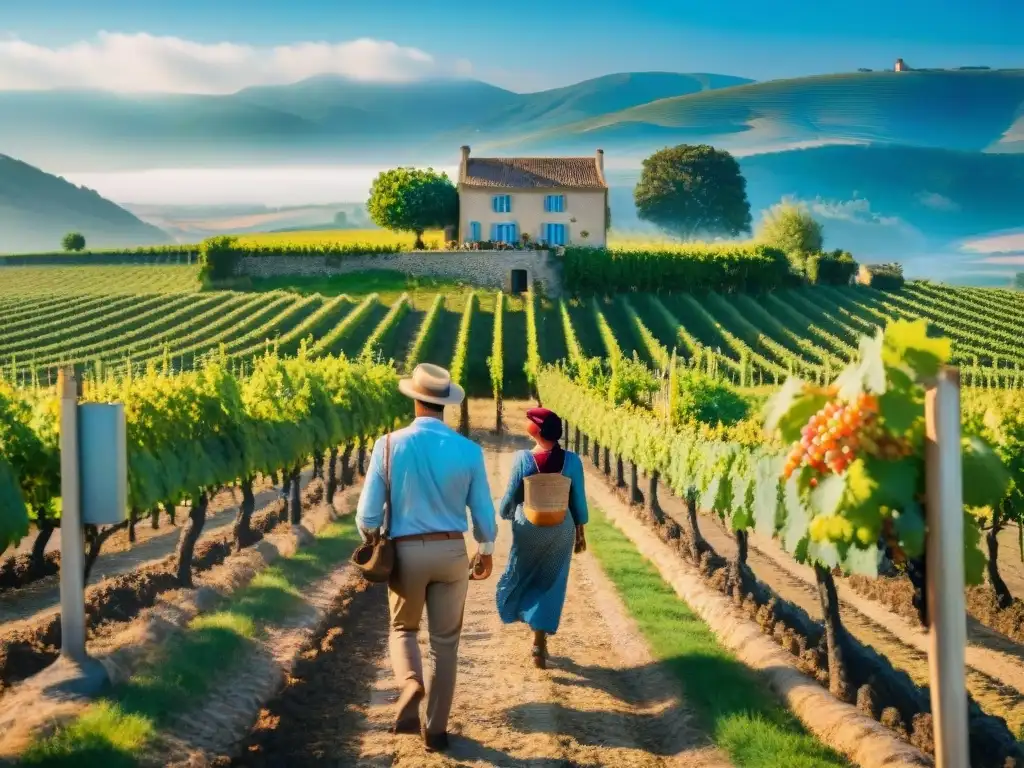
460, 157, 607, 189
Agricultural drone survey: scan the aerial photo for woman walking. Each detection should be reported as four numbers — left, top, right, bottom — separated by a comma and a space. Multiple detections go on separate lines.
495, 407, 588, 668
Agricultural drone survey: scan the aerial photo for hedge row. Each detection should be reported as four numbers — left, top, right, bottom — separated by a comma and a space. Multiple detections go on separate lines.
197, 236, 407, 281
560, 244, 859, 294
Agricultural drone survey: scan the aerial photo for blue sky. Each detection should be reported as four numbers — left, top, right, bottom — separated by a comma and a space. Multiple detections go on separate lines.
2, 0, 1023, 91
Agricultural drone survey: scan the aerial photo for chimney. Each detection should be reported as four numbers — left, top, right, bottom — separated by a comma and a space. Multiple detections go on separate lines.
595, 148, 604, 174
460, 145, 471, 169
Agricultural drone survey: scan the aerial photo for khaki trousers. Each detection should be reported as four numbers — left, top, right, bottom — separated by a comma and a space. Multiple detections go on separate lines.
388, 538, 470, 734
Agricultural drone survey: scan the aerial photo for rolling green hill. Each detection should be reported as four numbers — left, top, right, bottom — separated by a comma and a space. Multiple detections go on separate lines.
495, 70, 1024, 156
7, 69, 1022, 170
0, 155, 171, 254
0, 72, 751, 171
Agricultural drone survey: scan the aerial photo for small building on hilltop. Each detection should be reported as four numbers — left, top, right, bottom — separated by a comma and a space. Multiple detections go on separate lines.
894, 58, 909, 72
457, 145, 609, 248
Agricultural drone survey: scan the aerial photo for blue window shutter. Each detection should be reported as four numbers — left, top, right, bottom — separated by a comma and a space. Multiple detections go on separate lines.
544, 195, 550, 213
505, 195, 512, 213
511, 222, 518, 242
492, 196, 498, 213
558, 195, 565, 213
470, 221, 480, 241
490, 223, 497, 241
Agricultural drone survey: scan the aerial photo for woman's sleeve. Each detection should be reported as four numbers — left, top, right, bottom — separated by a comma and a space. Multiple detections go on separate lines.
498, 452, 527, 520
568, 453, 590, 525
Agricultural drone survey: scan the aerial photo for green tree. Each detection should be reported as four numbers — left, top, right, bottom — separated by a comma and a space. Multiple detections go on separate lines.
367, 167, 458, 249
333, 211, 348, 228
757, 201, 824, 255
1014, 272, 1024, 290
61, 232, 86, 252
633, 144, 751, 240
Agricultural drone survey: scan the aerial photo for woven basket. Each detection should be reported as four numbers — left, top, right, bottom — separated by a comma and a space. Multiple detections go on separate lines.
524, 474, 571, 526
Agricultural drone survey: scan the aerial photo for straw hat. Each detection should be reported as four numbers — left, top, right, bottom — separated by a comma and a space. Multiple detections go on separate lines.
398, 363, 465, 407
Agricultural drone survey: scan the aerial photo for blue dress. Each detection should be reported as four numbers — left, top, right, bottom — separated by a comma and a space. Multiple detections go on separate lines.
495, 449, 589, 635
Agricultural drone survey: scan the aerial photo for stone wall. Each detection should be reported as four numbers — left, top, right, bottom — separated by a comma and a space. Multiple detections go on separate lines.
235, 250, 563, 296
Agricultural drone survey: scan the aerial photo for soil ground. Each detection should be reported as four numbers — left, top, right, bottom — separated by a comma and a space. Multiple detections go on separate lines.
624, 466, 1024, 737
233, 405, 731, 767
0, 471, 310, 629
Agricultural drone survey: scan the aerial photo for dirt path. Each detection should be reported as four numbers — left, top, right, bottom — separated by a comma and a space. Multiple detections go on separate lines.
623, 466, 1024, 737
0, 470, 312, 628
235, 431, 729, 768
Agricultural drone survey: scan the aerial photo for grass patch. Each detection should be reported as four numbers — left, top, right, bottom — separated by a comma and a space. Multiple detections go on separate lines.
23, 518, 361, 767
586, 506, 850, 768
238, 269, 472, 304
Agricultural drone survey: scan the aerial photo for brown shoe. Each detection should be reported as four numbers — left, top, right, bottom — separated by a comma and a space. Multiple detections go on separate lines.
392, 680, 424, 734
423, 730, 450, 752
532, 631, 547, 669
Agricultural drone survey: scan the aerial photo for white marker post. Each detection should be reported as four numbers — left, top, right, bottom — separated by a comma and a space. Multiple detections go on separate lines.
57, 366, 88, 664
924, 366, 969, 768
54, 366, 124, 694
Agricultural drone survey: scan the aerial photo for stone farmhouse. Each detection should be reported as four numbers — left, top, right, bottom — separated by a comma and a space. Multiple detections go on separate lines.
457, 145, 609, 248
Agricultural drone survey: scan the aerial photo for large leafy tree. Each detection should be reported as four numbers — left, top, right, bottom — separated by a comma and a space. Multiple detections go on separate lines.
367, 167, 458, 249
633, 144, 751, 240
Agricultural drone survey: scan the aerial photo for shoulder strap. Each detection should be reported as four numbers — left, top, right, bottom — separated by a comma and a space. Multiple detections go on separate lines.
381, 434, 393, 539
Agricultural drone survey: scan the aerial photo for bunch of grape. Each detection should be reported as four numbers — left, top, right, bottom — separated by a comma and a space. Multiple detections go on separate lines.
783, 392, 881, 481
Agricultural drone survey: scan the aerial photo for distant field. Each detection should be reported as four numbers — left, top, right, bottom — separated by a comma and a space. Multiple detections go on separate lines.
0, 265, 200, 296
234, 228, 447, 249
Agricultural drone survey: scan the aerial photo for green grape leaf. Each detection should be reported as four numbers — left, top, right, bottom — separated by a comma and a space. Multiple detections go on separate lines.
961, 436, 1011, 509
806, 538, 840, 569
835, 330, 886, 400
963, 511, 986, 586
838, 542, 880, 577
882, 319, 951, 382
892, 503, 926, 559
809, 473, 847, 518
754, 456, 785, 538
0, 458, 30, 552
878, 386, 922, 437
763, 377, 823, 443
781, 478, 812, 557
732, 506, 754, 532
862, 456, 919, 513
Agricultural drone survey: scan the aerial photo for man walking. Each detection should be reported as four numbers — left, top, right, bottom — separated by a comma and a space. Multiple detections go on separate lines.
356, 363, 497, 752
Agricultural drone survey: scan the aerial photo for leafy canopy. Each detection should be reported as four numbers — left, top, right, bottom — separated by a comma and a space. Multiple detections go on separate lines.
61, 232, 86, 252
633, 144, 752, 240
367, 167, 457, 243
756, 201, 824, 256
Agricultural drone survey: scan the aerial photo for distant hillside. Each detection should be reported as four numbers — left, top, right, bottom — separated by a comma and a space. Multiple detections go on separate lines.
497, 70, 1024, 156
0, 71, 751, 170
0, 155, 170, 253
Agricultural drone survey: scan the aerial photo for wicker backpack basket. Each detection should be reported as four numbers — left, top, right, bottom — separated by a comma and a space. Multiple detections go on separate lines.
523, 473, 571, 527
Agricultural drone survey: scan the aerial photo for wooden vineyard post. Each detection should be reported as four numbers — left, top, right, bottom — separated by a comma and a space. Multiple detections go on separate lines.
924, 366, 969, 768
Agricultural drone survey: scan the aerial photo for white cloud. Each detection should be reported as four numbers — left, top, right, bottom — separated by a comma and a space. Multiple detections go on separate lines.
915, 191, 961, 212
0, 32, 472, 93
802, 196, 904, 228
